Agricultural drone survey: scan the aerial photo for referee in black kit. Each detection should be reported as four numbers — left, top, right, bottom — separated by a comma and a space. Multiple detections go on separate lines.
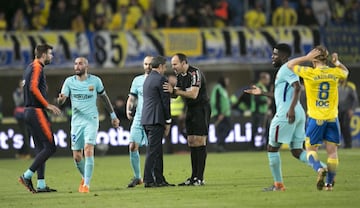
164, 53, 211, 186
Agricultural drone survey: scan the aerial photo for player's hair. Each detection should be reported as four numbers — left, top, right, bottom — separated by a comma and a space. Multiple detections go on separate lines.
314, 45, 328, 63
34, 44, 53, 59
274, 43, 292, 57
76, 57, 89, 66
151, 56, 167, 68
174, 53, 188, 64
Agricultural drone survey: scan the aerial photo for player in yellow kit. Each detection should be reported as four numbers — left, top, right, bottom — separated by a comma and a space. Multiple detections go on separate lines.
287, 46, 349, 191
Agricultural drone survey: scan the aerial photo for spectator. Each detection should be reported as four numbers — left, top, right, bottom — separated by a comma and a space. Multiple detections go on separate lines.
136, 8, 157, 31
244, 1, 267, 29
311, 0, 332, 27
67, 0, 83, 18
30, 3, 48, 30
47, 0, 72, 30
109, 4, 131, 30
227, 0, 245, 26
297, 0, 319, 27
210, 76, 232, 152
331, 0, 347, 25
0, 10, 7, 30
338, 79, 359, 148
12, 8, 29, 31
344, 0, 360, 25
90, 0, 113, 30
214, 0, 229, 27
90, 14, 108, 31
272, 0, 298, 26
71, 14, 87, 33
198, 2, 215, 27
185, 7, 201, 27
231, 86, 252, 117
13, 79, 32, 159
250, 72, 272, 149
153, 0, 175, 27
170, 14, 188, 28
127, 0, 143, 28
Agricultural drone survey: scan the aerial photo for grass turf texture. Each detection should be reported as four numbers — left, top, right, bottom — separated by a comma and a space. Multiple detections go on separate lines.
1, 149, 360, 208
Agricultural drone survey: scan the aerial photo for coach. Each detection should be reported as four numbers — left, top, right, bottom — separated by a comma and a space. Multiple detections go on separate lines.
141, 56, 174, 188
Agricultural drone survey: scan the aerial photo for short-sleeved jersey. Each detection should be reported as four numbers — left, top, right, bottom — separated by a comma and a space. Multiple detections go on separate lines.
176, 65, 209, 107
23, 59, 49, 108
293, 65, 348, 120
61, 74, 105, 124
129, 74, 146, 125
274, 63, 302, 117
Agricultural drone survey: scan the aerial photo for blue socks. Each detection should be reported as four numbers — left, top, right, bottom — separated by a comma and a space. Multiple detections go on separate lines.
130, 151, 141, 179
84, 156, 94, 186
23, 169, 34, 179
268, 152, 283, 183
307, 151, 322, 172
37, 179, 46, 189
75, 159, 85, 177
299, 151, 308, 164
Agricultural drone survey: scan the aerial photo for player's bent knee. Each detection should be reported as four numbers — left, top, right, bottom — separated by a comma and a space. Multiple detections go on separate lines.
267, 144, 280, 152
129, 142, 139, 152
290, 149, 302, 159
306, 150, 319, 160
73, 151, 83, 162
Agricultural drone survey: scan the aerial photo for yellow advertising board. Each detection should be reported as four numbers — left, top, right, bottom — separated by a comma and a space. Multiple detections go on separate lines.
162, 29, 202, 56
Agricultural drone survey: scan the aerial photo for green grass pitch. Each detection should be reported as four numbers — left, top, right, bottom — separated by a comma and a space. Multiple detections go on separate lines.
1, 149, 360, 208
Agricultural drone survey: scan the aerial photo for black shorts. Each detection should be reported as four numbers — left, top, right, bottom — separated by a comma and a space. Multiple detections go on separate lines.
185, 102, 211, 136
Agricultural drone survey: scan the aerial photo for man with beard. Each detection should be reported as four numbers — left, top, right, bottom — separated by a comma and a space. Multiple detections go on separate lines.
57, 57, 120, 193
18, 44, 62, 193
245, 44, 310, 191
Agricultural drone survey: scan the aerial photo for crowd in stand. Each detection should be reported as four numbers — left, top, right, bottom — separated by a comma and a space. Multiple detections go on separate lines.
0, 0, 359, 32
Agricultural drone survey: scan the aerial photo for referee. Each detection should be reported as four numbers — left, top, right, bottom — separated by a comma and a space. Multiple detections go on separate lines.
164, 53, 211, 186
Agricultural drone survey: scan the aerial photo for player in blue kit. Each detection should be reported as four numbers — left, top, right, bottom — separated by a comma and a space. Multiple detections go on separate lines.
57, 57, 120, 193
245, 44, 310, 191
126, 56, 153, 188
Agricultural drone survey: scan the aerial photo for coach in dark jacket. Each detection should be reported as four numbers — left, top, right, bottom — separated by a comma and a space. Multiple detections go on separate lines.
141, 56, 173, 187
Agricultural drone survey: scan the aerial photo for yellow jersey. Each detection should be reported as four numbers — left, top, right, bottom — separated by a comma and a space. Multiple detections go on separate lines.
293, 65, 348, 120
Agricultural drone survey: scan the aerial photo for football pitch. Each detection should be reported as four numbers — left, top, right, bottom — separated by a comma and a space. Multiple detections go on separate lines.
1, 149, 359, 208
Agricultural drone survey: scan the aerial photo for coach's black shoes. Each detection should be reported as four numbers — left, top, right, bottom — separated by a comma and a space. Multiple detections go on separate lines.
144, 182, 158, 188
158, 181, 175, 187
18, 175, 36, 193
193, 178, 205, 186
37, 186, 57, 193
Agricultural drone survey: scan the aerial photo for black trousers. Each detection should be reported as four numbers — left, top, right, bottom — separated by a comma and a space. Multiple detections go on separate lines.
143, 124, 165, 184
24, 108, 56, 179
339, 111, 352, 148
215, 116, 231, 146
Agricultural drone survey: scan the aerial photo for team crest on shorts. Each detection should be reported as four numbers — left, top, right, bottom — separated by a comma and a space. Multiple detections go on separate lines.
316, 119, 324, 126
88, 85, 94, 91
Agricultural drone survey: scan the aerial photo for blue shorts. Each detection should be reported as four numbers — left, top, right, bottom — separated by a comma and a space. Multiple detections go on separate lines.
268, 110, 305, 149
305, 117, 341, 146
71, 121, 98, 150
130, 122, 148, 146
